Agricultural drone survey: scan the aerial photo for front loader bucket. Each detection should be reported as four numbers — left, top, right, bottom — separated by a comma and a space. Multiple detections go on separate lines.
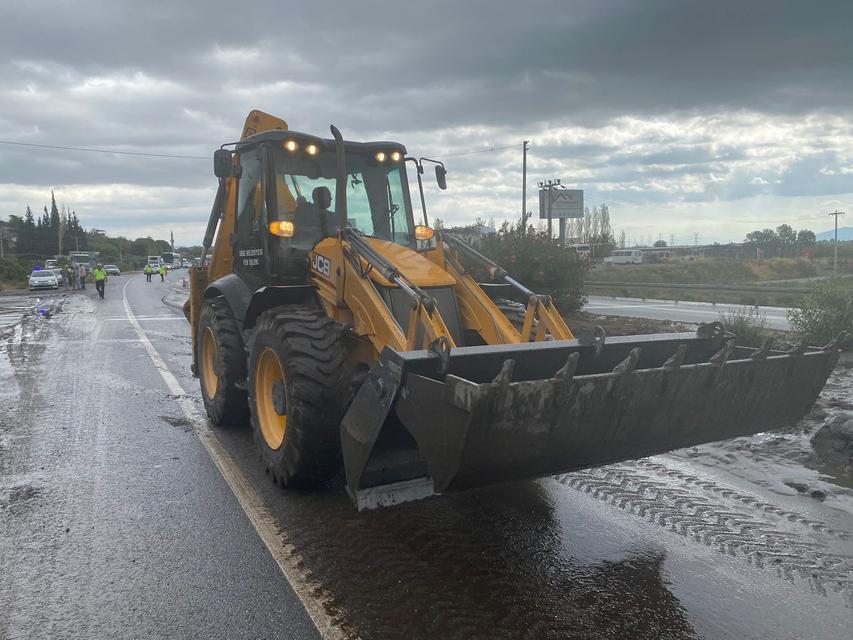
341, 327, 841, 510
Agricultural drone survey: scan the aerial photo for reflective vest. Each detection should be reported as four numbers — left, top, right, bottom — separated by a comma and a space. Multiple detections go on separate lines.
93, 268, 107, 281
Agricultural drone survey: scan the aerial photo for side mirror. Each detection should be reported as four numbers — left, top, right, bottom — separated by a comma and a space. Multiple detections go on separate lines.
214, 149, 234, 178
435, 164, 447, 190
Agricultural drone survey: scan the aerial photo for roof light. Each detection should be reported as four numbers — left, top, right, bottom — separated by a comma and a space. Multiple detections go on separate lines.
306, 143, 318, 156
269, 220, 295, 238
390, 151, 401, 162
414, 225, 434, 241
284, 140, 298, 152
375, 151, 386, 163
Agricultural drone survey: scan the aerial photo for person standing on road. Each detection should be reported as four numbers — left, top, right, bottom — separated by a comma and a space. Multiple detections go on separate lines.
158, 263, 166, 282
92, 264, 107, 299
63, 265, 71, 290
77, 263, 87, 290
144, 264, 152, 282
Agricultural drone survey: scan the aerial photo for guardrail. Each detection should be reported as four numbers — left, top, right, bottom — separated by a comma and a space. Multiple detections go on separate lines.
586, 281, 811, 295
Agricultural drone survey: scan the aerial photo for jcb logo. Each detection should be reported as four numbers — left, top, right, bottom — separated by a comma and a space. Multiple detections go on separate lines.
311, 252, 331, 278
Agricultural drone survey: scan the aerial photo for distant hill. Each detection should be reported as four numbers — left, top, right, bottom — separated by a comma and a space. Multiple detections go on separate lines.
816, 227, 853, 241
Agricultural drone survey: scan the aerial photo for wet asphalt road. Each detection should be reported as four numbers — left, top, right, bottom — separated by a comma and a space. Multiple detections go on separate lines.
584, 296, 792, 330
1, 272, 851, 639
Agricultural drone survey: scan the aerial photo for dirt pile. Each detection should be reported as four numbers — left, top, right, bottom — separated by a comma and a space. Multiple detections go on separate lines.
812, 414, 853, 477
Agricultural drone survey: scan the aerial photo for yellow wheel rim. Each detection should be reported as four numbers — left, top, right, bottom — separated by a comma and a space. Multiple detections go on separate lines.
256, 347, 287, 450
201, 327, 219, 400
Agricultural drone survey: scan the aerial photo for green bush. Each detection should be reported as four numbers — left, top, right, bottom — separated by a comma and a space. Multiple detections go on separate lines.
788, 278, 853, 346
0, 257, 31, 289
719, 306, 770, 347
476, 221, 586, 312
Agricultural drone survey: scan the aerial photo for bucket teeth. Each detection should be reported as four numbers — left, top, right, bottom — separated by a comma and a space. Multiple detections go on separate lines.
821, 332, 848, 352
555, 351, 580, 380
662, 344, 688, 370
785, 340, 807, 357
612, 347, 641, 375
492, 358, 515, 386
710, 338, 734, 368
750, 337, 775, 360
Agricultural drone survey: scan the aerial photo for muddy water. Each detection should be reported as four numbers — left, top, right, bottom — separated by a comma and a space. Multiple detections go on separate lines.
3, 286, 852, 639
213, 361, 853, 640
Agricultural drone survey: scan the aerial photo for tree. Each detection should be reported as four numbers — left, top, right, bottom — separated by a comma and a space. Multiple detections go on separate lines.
744, 228, 777, 258
653, 239, 668, 247
618, 229, 626, 248
776, 224, 796, 257
797, 229, 816, 245
478, 220, 586, 312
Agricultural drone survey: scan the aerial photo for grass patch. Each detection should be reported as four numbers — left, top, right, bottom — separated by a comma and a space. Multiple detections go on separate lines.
719, 306, 771, 347
591, 258, 816, 285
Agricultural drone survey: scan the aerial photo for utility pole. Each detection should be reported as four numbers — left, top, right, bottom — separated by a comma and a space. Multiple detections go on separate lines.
521, 140, 529, 234
538, 179, 561, 241
0, 227, 5, 259
829, 210, 845, 273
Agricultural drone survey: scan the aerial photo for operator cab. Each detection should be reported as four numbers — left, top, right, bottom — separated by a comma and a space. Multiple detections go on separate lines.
222, 129, 417, 287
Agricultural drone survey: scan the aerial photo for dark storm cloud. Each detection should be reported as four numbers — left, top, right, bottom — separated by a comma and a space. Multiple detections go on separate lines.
1, 0, 852, 243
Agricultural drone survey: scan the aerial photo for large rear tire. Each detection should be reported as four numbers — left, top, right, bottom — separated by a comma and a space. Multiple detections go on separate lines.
198, 297, 249, 426
248, 305, 350, 488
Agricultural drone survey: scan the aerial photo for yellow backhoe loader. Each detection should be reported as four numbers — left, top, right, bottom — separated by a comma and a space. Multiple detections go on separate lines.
185, 110, 842, 509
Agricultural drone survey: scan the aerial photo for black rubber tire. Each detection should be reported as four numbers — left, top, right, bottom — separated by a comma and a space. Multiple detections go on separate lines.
248, 305, 350, 488
198, 296, 249, 426
494, 298, 535, 336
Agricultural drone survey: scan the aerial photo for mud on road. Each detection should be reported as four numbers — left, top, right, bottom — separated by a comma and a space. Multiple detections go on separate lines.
2, 282, 852, 640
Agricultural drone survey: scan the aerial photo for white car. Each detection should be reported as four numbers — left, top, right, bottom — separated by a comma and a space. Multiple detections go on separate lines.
29, 270, 59, 290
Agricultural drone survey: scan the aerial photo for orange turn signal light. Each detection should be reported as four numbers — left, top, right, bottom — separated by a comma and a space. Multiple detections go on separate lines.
269, 220, 295, 238
414, 225, 434, 241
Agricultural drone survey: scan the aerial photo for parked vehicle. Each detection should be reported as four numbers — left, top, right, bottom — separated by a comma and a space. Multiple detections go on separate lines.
69, 251, 97, 274
50, 268, 65, 286
147, 255, 163, 270
570, 244, 592, 260
29, 269, 59, 291
45, 259, 58, 269
104, 265, 121, 276
604, 249, 643, 265
161, 252, 181, 270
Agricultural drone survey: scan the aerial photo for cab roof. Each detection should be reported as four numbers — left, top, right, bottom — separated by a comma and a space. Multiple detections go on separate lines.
235, 129, 407, 156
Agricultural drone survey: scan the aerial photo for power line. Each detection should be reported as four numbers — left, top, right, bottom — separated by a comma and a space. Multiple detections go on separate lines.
0, 139, 208, 160
430, 143, 520, 159
0, 138, 522, 162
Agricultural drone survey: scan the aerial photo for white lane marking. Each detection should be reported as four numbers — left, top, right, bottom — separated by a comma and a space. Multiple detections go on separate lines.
121, 279, 349, 640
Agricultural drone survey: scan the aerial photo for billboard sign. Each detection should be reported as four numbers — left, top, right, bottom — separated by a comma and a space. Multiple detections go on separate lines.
538, 188, 584, 219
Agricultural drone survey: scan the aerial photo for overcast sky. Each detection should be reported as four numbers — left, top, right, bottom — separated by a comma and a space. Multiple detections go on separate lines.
1, 0, 851, 246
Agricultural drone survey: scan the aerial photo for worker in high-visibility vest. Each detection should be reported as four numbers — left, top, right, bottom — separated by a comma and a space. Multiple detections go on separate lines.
158, 263, 166, 282
143, 264, 153, 282
92, 264, 108, 299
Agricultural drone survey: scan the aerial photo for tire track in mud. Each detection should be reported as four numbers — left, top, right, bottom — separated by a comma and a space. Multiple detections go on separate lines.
556, 462, 853, 605
633, 459, 852, 541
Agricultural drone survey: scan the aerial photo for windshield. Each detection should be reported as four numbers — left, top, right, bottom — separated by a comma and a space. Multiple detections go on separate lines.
268, 146, 415, 249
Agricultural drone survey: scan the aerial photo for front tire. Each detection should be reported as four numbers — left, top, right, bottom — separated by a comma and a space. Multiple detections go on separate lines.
198, 296, 248, 426
248, 305, 350, 488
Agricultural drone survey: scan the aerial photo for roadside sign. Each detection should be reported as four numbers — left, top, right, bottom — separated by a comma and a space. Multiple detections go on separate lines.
539, 188, 584, 219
